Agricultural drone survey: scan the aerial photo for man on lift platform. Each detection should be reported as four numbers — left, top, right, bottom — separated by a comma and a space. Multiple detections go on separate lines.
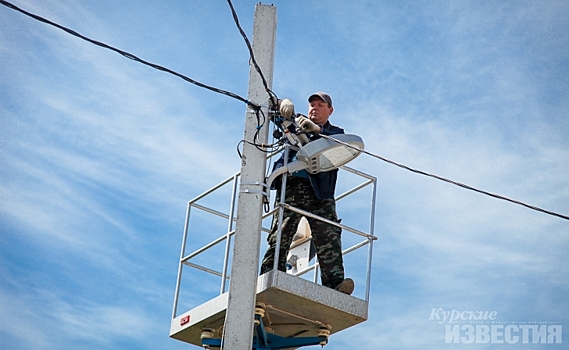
260, 92, 354, 295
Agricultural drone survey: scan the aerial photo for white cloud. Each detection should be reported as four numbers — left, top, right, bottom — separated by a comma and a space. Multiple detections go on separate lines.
0, 284, 162, 349
1, 1, 568, 349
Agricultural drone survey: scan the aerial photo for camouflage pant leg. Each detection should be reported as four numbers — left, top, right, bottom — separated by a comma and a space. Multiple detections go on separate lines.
260, 177, 345, 289
260, 204, 302, 274
260, 177, 315, 274
305, 199, 344, 289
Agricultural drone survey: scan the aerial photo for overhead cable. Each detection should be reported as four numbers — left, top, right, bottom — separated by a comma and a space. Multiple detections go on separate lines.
1, 0, 273, 157
0, 0, 260, 110
225, 0, 278, 107
225, 0, 281, 157
318, 134, 569, 222
6, 0, 564, 222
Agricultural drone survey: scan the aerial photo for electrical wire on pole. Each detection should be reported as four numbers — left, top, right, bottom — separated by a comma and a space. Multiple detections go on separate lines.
3, 0, 566, 223
226, 0, 279, 108
316, 133, 569, 222
0, 0, 260, 110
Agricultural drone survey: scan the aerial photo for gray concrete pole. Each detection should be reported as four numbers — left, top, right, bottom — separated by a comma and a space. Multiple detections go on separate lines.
222, 4, 276, 349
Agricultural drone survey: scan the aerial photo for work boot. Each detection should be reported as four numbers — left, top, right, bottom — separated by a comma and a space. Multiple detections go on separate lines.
335, 278, 354, 295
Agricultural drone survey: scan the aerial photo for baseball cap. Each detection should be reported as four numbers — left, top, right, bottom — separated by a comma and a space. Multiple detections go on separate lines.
308, 92, 332, 107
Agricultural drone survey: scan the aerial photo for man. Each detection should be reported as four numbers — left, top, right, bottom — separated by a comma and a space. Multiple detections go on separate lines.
260, 92, 354, 295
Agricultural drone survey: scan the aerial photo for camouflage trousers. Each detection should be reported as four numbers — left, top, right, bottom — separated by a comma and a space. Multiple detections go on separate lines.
260, 176, 345, 289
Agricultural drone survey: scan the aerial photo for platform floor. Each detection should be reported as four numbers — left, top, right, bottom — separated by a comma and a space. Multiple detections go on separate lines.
170, 270, 368, 347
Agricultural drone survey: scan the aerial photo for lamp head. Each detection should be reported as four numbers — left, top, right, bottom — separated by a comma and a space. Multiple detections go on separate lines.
295, 134, 364, 174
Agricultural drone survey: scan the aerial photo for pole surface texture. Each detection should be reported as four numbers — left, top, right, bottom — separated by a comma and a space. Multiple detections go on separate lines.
222, 4, 276, 349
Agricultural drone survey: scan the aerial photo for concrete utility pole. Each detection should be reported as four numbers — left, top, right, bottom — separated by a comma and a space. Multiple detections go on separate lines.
222, 4, 276, 349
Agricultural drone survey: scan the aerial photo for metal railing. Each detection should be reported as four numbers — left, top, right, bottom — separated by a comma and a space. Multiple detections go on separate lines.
171, 163, 377, 319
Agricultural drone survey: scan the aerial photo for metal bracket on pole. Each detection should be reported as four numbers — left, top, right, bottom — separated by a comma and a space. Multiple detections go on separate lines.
239, 181, 270, 197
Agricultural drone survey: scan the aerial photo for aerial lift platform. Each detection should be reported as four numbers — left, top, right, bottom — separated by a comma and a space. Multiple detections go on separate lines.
171, 270, 368, 347
169, 163, 377, 349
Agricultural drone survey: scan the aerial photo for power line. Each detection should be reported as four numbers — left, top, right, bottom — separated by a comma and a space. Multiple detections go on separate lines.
1, 0, 274, 158
4, 0, 566, 222
0, 0, 260, 110
225, 0, 281, 156
226, 0, 278, 107
224, 0, 568, 223
318, 133, 569, 222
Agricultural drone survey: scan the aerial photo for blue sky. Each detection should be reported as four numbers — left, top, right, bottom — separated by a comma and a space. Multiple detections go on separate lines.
1, 1, 568, 349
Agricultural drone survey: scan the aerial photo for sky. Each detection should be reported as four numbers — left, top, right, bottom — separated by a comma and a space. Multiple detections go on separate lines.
1, 0, 568, 349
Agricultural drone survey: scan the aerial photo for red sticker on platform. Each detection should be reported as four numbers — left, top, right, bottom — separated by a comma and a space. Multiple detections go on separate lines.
180, 315, 190, 326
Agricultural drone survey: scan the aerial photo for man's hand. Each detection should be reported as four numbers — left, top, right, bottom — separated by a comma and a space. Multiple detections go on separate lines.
296, 115, 321, 133
279, 98, 295, 118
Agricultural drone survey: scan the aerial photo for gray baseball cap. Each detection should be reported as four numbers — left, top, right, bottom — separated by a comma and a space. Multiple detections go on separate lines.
308, 92, 332, 107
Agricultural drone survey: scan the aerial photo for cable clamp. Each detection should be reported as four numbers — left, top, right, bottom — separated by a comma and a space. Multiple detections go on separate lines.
240, 181, 269, 188
239, 189, 268, 197
239, 181, 270, 197
247, 103, 269, 113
